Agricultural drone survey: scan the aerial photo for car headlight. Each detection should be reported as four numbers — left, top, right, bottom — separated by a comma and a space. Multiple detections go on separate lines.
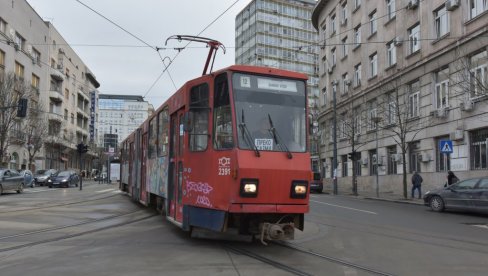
240, 179, 258, 198
47, 179, 52, 182
290, 181, 308, 199
61, 179, 68, 182
425, 191, 430, 195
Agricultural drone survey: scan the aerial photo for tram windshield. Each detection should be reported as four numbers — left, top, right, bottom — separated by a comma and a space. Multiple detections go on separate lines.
232, 73, 307, 153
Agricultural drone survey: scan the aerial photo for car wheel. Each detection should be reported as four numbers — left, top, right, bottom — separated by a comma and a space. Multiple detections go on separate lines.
0, 184, 3, 195
430, 196, 445, 212
17, 184, 24, 194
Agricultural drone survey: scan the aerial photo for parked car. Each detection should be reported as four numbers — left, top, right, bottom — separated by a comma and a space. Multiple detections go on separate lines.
423, 177, 488, 213
48, 170, 79, 188
34, 169, 58, 186
19, 169, 35, 188
0, 169, 24, 195
310, 172, 323, 193
94, 173, 108, 182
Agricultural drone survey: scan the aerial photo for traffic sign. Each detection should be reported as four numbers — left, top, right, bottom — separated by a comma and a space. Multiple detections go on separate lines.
439, 140, 453, 154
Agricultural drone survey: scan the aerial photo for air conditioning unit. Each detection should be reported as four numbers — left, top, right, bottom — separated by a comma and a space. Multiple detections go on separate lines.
450, 129, 464, 141
341, 19, 347, 26
421, 153, 431, 162
446, 0, 459, 11
407, 0, 419, 9
436, 108, 447, 118
328, 67, 333, 74
460, 100, 474, 111
13, 43, 20, 51
362, 157, 368, 166
344, 79, 351, 86
394, 37, 403, 46
331, 79, 338, 85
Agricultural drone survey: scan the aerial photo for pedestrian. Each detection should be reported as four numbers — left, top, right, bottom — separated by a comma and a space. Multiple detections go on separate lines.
411, 171, 423, 199
446, 170, 459, 186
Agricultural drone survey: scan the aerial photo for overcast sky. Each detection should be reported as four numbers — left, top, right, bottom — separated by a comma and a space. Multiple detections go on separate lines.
26, 0, 254, 108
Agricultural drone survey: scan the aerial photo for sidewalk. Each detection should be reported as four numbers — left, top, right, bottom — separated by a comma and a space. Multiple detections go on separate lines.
322, 189, 425, 205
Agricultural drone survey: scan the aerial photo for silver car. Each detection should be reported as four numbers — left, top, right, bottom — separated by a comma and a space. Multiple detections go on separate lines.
423, 177, 488, 213
0, 169, 25, 195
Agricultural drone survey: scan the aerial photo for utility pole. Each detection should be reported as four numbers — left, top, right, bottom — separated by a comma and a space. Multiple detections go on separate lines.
332, 81, 338, 195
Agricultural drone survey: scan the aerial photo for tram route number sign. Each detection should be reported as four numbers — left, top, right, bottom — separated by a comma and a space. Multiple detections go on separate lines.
439, 140, 453, 154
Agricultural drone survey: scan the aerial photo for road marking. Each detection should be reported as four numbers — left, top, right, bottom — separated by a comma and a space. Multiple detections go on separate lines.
96, 188, 116, 193
310, 200, 377, 215
471, 224, 488, 230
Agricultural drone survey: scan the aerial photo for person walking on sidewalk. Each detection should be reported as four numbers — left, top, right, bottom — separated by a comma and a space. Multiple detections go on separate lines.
411, 171, 423, 199
446, 170, 459, 186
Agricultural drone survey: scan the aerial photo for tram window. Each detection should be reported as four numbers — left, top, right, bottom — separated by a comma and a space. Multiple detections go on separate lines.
213, 73, 234, 150
148, 117, 157, 158
189, 84, 209, 152
157, 107, 169, 156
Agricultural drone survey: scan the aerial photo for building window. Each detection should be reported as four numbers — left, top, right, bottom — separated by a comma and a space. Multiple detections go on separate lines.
435, 67, 449, 109
213, 74, 233, 150
330, 13, 336, 35
387, 146, 397, 175
322, 88, 327, 107
341, 2, 348, 24
408, 81, 420, 118
354, 0, 361, 10
65, 88, 69, 99
354, 110, 362, 135
71, 113, 74, 124
387, 94, 396, 125
369, 52, 377, 78
331, 47, 336, 66
31, 74, 40, 93
434, 5, 449, 38
369, 150, 377, 176
470, 128, 488, 170
409, 141, 421, 173
341, 37, 348, 58
469, 50, 487, 99
158, 108, 169, 156
386, 0, 396, 20
369, 10, 377, 35
367, 103, 377, 131
341, 155, 348, 177
342, 73, 350, 95
436, 136, 451, 172
64, 109, 68, 121
0, 18, 7, 34
14, 61, 24, 79
354, 25, 361, 48
0, 50, 4, 82
470, 0, 487, 18
408, 23, 420, 54
386, 40, 396, 67
354, 63, 362, 87
14, 32, 25, 51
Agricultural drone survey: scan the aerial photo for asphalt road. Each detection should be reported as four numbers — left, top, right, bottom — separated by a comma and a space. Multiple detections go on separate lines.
0, 183, 487, 276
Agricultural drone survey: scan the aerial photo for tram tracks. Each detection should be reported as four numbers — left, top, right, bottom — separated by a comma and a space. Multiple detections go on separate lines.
0, 209, 157, 253
224, 241, 395, 276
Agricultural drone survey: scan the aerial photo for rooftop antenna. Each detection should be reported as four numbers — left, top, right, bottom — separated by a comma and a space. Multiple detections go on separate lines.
165, 35, 226, 76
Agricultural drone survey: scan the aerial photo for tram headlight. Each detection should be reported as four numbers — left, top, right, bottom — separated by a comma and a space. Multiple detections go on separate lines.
240, 179, 258, 198
290, 181, 308, 199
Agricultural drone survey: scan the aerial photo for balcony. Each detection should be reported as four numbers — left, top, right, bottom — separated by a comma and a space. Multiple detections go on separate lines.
49, 90, 63, 103
50, 67, 64, 81
77, 106, 89, 117
48, 112, 63, 122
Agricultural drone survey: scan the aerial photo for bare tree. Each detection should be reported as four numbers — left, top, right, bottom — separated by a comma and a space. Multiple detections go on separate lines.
25, 100, 49, 171
0, 72, 31, 165
376, 78, 432, 199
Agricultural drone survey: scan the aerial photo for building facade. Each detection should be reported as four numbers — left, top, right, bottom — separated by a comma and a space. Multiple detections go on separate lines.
235, 0, 321, 170
98, 94, 153, 150
312, 0, 488, 195
0, 0, 100, 171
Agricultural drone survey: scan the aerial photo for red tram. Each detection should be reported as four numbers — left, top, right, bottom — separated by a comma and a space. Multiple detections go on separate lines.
120, 64, 311, 242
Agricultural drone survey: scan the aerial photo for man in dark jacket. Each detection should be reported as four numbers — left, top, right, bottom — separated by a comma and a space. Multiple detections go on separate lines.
411, 171, 423, 199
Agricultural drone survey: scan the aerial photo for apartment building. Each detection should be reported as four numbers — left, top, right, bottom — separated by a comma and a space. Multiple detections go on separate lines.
235, 0, 321, 170
0, 0, 100, 171
98, 94, 153, 150
312, 0, 488, 195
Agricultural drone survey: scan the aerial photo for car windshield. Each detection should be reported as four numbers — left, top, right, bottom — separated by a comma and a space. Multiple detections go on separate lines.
57, 171, 71, 177
36, 170, 46, 175
232, 73, 307, 152
44, 170, 56, 175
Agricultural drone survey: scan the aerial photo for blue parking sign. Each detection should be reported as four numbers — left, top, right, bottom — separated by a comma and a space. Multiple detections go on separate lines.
439, 140, 453, 154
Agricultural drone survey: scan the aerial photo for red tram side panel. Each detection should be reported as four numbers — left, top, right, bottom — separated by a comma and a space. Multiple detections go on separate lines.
120, 65, 310, 242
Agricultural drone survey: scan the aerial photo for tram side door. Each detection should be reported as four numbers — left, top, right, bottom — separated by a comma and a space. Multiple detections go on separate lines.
140, 132, 148, 204
168, 109, 185, 222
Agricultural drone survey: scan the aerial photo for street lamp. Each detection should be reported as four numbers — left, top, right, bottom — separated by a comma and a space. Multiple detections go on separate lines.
372, 116, 383, 198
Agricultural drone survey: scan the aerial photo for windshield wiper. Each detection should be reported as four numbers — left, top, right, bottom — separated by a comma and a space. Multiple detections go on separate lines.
239, 109, 260, 157
267, 114, 292, 159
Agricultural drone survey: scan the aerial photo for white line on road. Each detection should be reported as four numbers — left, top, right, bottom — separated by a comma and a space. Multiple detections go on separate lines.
310, 200, 378, 215
96, 188, 116, 193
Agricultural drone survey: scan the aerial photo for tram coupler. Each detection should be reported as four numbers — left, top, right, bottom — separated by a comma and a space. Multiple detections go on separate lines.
259, 222, 295, 245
